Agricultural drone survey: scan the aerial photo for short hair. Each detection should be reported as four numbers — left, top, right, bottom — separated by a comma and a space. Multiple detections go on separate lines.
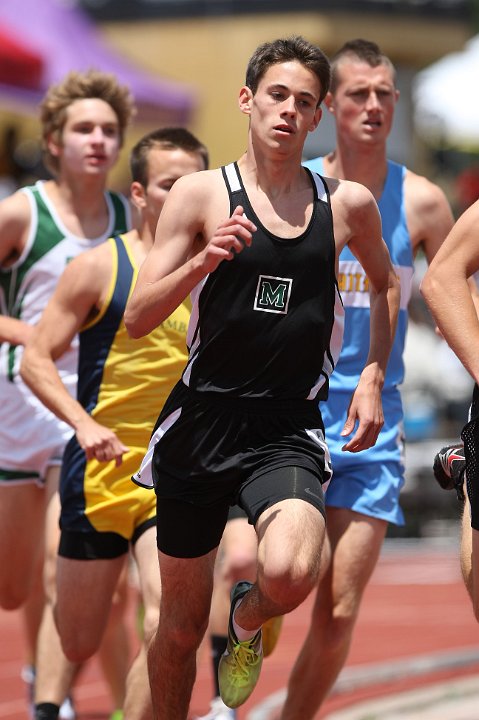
330, 39, 396, 94
129, 127, 209, 187
246, 36, 330, 106
40, 69, 135, 174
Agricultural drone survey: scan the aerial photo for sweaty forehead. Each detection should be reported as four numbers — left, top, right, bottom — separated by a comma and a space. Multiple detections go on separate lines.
335, 59, 394, 87
260, 61, 322, 98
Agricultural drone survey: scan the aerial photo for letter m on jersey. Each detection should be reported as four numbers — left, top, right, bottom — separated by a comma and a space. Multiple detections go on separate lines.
254, 275, 293, 314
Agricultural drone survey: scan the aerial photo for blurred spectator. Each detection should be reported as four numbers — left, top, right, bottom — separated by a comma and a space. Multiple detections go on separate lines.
0, 125, 22, 198
0, 124, 49, 200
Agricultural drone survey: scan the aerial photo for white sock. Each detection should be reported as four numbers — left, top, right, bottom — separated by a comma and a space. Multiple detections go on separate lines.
232, 596, 261, 642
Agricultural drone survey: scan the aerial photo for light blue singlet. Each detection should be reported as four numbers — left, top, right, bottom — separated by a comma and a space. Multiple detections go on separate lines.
303, 157, 414, 525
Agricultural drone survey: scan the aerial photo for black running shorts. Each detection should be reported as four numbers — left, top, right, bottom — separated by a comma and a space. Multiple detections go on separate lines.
150, 382, 330, 557
58, 517, 156, 560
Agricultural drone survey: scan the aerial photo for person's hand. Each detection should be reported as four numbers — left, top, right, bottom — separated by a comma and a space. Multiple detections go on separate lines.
340, 380, 384, 453
198, 205, 256, 274
75, 416, 129, 467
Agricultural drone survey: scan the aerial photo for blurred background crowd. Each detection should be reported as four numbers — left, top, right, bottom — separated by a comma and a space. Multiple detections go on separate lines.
1, 0, 478, 538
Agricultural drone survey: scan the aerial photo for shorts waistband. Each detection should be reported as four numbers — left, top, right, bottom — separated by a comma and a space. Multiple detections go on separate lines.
185, 386, 318, 413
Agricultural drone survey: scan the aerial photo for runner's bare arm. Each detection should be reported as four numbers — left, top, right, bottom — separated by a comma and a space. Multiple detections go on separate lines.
332, 181, 400, 452
405, 172, 479, 327
125, 172, 256, 338
21, 249, 128, 465
421, 200, 479, 385
0, 191, 33, 345
405, 171, 454, 262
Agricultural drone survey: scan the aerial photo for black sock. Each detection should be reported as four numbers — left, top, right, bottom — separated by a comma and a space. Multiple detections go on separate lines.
34, 703, 60, 720
211, 634, 228, 697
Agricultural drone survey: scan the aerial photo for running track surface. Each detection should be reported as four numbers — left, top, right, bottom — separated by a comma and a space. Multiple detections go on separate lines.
1, 538, 479, 720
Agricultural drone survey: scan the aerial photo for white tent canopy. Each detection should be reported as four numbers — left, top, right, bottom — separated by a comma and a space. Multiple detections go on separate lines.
413, 35, 479, 150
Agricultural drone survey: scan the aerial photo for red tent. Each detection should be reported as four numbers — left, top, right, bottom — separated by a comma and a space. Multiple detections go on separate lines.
0, 24, 43, 89
0, 1, 194, 124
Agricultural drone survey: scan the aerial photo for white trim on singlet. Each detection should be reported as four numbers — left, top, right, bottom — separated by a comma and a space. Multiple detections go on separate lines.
227, 162, 329, 205
306, 284, 345, 400
224, 163, 241, 192
1, 187, 38, 274
183, 276, 208, 386
36, 181, 119, 246
309, 170, 329, 203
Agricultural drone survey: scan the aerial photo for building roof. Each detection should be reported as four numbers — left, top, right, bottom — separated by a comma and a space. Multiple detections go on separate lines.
79, 0, 470, 21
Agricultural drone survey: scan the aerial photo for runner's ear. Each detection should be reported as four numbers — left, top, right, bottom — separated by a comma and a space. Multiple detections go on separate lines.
239, 86, 253, 116
130, 181, 147, 210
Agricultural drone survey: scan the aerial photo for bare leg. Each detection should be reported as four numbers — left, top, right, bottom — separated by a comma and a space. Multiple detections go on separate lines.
98, 561, 131, 712
20, 551, 46, 713
123, 526, 161, 720
34, 468, 78, 707
280, 507, 386, 720
234, 499, 325, 633
148, 550, 217, 720
199, 517, 257, 712
216, 499, 324, 711
22, 549, 46, 668
460, 496, 473, 598
460, 493, 479, 621
56, 553, 125, 662
209, 518, 257, 637
0, 481, 46, 609
34, 601, 78, 707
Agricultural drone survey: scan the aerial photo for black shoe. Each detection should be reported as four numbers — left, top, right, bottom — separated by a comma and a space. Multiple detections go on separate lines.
433, 444, 466, 502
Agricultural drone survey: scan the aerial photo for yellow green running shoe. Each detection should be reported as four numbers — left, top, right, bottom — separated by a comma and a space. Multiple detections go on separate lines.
218, 581, 263, 709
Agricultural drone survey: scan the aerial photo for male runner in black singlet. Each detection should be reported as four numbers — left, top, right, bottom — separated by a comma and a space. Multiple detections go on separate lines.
125, 36, 400, 720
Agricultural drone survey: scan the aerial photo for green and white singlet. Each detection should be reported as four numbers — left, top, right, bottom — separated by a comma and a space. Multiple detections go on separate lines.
0, 181, 130, 485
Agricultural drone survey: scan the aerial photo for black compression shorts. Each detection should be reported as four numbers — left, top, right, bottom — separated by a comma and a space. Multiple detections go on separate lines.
156, 465, 325, 558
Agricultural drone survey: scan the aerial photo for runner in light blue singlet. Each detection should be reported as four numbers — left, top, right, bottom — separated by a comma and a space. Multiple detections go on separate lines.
304, 157, 414, 525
